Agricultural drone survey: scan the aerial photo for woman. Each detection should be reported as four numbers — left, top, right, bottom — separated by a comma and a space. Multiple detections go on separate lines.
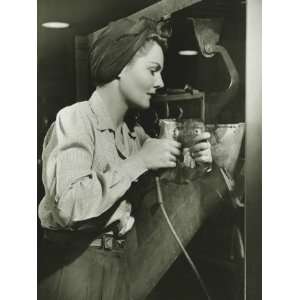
38, 17, 212, 300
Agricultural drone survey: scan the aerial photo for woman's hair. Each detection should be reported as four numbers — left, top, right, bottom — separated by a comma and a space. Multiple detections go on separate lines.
145, 33, 168, 52
124, 33, 168, 67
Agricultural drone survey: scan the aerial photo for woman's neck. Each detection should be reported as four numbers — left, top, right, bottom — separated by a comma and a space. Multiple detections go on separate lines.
96, 82, 128, 129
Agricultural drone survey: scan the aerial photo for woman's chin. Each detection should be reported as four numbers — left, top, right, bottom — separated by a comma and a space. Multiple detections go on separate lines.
141, 100, 151, 110
131, 99, 150, 110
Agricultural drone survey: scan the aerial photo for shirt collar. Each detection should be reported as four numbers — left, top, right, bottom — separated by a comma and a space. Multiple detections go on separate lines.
89, 87, 116, 131
88, 87, 137, 139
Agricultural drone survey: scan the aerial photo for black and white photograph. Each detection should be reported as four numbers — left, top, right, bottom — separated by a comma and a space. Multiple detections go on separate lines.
7, 0, 300, 298
35, 1, 258, 300
17, 0, 300, 299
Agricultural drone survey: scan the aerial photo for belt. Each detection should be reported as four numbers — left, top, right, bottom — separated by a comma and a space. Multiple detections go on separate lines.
89, 233, 126, 251
43, 229, 125, 251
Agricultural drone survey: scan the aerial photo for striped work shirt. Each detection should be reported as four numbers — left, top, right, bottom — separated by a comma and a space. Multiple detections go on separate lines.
38, 87, 149, 234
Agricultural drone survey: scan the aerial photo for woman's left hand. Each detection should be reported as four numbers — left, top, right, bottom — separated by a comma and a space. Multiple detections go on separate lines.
189, 131, 213, 165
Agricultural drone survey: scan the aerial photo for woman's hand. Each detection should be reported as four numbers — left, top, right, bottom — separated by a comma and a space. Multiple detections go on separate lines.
189, 132, 213, 165
137, 138, 181, 170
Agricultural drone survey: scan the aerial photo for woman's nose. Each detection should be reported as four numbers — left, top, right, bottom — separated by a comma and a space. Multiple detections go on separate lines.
154, 73, 164, 89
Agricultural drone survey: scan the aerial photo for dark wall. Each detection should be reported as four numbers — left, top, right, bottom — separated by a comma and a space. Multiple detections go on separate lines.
37, 26, 76, 141
37, 26, 76, 239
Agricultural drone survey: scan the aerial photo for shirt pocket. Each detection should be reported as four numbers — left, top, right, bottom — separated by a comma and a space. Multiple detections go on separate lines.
93, 131, 119, 174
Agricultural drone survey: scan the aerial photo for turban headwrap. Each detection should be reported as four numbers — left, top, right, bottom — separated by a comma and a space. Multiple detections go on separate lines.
89, 17, 169, 85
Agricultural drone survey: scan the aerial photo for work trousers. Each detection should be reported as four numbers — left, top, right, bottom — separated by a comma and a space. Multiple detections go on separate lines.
38, 238, 131, 300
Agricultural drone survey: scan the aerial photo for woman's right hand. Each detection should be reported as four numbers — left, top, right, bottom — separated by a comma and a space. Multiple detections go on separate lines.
136, 138, 181, 170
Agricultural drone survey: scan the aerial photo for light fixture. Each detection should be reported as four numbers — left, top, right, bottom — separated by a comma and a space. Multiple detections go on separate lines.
178, 50, 198, 56
42, 22, 70, 29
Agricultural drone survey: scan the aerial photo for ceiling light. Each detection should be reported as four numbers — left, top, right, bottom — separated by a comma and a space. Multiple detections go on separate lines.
178, 50, 198, 56
42, 22, 70, 29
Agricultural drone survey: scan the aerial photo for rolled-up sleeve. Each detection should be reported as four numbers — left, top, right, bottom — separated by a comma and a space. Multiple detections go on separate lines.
44, 106, 147, 228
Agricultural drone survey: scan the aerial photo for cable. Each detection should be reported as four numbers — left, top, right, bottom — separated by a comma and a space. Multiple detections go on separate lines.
154, 176, 212, 300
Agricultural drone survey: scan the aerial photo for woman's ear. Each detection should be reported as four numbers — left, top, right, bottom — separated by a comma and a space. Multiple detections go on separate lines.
118, 64, 130, 79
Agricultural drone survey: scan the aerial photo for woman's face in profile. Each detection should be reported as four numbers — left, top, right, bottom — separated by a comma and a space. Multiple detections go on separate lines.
118, 41, 164, 110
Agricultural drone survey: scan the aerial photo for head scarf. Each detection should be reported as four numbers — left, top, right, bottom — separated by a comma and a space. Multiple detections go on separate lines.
89, 17, 166, 86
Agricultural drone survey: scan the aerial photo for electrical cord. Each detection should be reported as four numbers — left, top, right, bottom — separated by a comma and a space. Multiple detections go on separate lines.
154, 176, 212, 300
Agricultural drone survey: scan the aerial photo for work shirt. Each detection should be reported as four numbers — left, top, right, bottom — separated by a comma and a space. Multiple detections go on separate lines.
38, 87, 149, 233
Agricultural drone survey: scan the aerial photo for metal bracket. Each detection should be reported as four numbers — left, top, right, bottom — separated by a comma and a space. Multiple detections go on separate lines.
189, 18, 240, 122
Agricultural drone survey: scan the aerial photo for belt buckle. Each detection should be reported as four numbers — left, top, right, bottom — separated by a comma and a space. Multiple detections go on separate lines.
116, 239, 125, 249
103, 235, 113, 250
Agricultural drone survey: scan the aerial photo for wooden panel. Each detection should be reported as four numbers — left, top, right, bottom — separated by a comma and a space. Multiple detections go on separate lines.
89, 0, 204, 44
126, 166, 229, 300
127, 0, 204, 22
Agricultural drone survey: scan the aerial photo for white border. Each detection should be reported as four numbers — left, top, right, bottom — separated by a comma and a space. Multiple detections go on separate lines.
262, 0, 300, 299
0, 1, 37, 299
1, 1, 300, 299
